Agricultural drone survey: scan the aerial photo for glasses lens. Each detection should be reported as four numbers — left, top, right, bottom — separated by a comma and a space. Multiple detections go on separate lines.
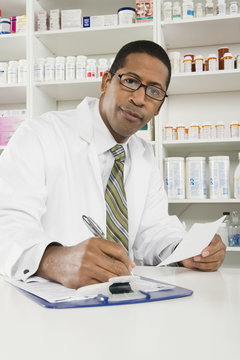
120, 75, 140, 90
146, 86, 165, 100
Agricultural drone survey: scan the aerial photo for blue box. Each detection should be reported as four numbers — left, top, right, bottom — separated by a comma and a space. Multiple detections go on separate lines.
83, 16, 90, 28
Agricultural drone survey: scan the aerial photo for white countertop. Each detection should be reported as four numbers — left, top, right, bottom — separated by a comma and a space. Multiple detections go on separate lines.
0, 266, 239, 360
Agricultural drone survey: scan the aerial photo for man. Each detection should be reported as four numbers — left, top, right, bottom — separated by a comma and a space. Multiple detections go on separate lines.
0, 41, 225, 289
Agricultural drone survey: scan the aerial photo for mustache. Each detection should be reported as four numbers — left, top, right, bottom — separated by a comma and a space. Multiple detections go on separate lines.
119, 105, 144, 120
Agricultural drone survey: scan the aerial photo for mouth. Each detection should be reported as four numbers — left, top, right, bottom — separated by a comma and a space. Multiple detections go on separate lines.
120, 106, 143, 122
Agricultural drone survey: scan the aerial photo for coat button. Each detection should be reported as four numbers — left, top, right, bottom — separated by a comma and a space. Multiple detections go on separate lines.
23, 269, 29, 274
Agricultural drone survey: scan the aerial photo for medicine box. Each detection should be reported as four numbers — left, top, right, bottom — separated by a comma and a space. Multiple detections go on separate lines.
61, 9, 82, 29
104, 14, 118, 26
50, 9, 61, 30
16, 15, 27, 33
90, 15, 104, 28
136, 0, 153, 22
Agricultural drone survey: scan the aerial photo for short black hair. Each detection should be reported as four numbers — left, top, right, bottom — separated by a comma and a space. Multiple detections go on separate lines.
110, 40, 171, 90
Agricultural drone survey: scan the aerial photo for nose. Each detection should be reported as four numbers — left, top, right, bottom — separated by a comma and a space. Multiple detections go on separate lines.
129, 85, 146, 106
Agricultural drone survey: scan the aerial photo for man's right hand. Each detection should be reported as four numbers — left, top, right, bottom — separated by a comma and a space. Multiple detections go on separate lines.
36, 238, 135, 289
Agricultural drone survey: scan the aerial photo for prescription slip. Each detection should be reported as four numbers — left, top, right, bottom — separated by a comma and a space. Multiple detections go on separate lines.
158, 216, 225, 267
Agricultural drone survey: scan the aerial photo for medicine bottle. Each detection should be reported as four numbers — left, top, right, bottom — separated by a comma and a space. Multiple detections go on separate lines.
34, 58, 45, 82
45, 57, 55, 81
201, 122, 212, 139
0, 62, 8, 84
196, 2, 203, 17
163, 2, 173, 21
172, 1, 181, 20
186, 157, 207, 199
230, 121, 239, 137
234, 153, 240, 199
66, 56, 76, 81
236, 54, 240, 69
223, 52, 234, 70
164, 124, 174, 141
217, 0, 226, 15
0, 18, 11, 34
183, 56, 192, 73
55, 56, 65, 81
189, 123, 200, 139
228, 211, 240, 246
87, 59, 97, 78
76, 55, 87, 80
8, 60, 18, 84
98, 58, 108, 78
168, 52, 181, 73
182, 0, 194, 19
164, 157, 185, 199
18, 59, 28, 83
176, 124, 185, 140
208, 54, 217, 71
205, 0, 214, 16
217, 212, 231, 247
215, 121, 225, 138
209, 156, 230, 199
195, 55, 204, 72
229, 0, 238, 14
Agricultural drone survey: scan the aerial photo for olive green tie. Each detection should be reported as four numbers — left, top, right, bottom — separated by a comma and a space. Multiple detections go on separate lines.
105, 144, 128, 250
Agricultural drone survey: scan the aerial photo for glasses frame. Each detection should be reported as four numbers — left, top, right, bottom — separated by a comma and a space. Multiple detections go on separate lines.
111, 71, 168, 101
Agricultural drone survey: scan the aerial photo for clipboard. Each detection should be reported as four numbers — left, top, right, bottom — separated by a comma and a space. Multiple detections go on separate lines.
15, 276, 193, 309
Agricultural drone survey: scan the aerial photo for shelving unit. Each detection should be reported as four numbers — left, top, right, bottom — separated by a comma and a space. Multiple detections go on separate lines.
156, 5, 240, 266
1, 0, 240, 265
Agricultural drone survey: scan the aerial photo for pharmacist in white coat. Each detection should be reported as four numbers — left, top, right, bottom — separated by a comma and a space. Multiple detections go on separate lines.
0, 41, 225, 289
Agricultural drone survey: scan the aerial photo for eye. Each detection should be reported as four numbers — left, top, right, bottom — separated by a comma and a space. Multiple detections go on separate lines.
148, 86, 162, 96
122, 76, 140, 87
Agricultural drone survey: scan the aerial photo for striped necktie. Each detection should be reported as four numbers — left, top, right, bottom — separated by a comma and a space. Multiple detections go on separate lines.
105, 144, 128, 250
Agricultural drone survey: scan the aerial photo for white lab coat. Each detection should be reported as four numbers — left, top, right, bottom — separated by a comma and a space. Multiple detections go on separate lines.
0, 97, 185, 280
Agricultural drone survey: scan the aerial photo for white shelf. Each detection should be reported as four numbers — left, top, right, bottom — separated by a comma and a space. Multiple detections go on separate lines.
0, 33, 26, 61
168, 70, 240, 95
162, 15, 240, 49
227, 246, 240, 252
168, 199, 240, 204
35, 79, 102, 101
163, 138, 240, 155
34, 23, 154, 56
0, 84, 26, 104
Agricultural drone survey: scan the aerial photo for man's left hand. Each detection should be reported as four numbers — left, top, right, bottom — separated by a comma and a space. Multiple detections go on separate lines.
181, 234, 226, 271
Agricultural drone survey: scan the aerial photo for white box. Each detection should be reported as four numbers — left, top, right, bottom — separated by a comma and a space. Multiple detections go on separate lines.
61, 9, 82, 29
91, 15, 104, 28
104, 14, 118, 27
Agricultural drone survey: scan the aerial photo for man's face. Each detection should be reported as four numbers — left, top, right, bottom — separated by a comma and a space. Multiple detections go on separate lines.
99, 52, 169, 143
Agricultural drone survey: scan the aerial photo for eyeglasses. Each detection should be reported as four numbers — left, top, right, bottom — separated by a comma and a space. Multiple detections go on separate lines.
111, 72, 168, 101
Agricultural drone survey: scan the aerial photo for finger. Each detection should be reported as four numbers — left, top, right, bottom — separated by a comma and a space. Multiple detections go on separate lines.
96, 238, 134, 270
201, 234, 226, 258
191, 259, 222, 272
194, 248, 226, 263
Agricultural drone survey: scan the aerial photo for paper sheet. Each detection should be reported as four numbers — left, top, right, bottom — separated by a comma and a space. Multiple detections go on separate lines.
157, 216, 225, 267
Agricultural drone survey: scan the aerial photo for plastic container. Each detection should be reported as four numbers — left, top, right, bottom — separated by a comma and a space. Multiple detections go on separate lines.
66, 56, 76, 81
164, 124, 174, 141
18, 59, 28, 83
183, 56, 192, 73
186, 157, 207, 199
34, 58, 45, 82
215, 121, 225, 138
195, 55, 204, 72
86, 58, 96, 78
205, 0, 214, 16
164, 157, 185, 199
172, 1, 181, 20
168, 52, 181, 73
163, 2, 173, 21
118, 7, 136, 24
55, 56, 65, 81
209, 156, 230, 199
45, 57, 55, 81
230, 121, 239, 138
223, 52, 234, 70
8, 61, 18, 84
229, 0, 238, 14
98, 58, 108, 78
189, 123, 200, 139
182, 0, 194, 19
76, 55, 87, 80
218, 47, 229, 70
196, 2, 203, 17
233, 152, 240, 199
229, 211, 240, 246
217, 0, 226, 15
0, 62, 8, 84
176, 124, 185, 140
208, 54, 217, 71
0, 18, 11, 34
217, 212, 231, 247
236, 54, 240, 69
201, 122, 212, 139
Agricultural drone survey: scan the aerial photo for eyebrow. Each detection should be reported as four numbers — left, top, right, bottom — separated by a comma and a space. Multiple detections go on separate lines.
125, 72, 165, 90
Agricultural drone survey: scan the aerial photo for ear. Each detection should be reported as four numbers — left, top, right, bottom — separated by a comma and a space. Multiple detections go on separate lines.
100, 71, 112, 94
